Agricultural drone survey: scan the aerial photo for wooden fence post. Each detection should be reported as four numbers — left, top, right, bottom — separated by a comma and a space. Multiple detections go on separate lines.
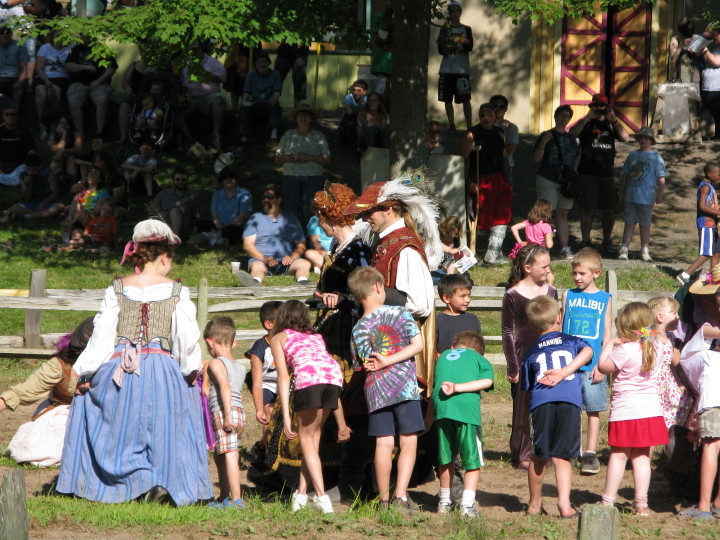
24, 269, 46, 349
578, 504, 621, 540
605, 269, 618, 337
197, 278, 209, 358
0, 469, 28, 540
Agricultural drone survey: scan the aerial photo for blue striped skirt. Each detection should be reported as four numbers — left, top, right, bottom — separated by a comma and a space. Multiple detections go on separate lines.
57, 342, 212, 505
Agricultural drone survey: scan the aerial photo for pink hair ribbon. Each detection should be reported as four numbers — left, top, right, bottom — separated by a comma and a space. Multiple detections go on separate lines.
119, 242, 141, 274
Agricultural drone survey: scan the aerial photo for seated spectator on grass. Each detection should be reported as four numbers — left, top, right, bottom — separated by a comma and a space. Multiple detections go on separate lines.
338, 79, 367, 144
209, 166, 251, 244
175, 41, 226, 151
0, 317, 94, 467
34, 32, 72, 140
121, 139, 157, 196
47, 114, 80, 178
239, 183, 311, 286
239, 51, 281, 144
64, 42, 117, 143
0, 104, 35, 172
303, 214, 333, 272
357, 91, 389, 152
72, 132, 108, 178
53, 202, 117, 253
2, 153, 64, 221
63, 166, 109, 232
89, 151, 127, 219
0, 25, 29, 110
152, 167, 198, 242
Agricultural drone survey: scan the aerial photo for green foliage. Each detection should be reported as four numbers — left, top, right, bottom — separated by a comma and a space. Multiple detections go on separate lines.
25, 0, 370, 69
489, 0, 652, 24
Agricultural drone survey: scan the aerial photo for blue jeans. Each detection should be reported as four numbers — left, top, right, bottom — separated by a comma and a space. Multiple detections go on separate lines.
282, 175, 324, 224
239, 101, 281, 137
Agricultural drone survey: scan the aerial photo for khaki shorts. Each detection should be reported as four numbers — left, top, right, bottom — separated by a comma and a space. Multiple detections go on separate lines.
186, 92, 225, 115
536, 174, 574, 210
699, 406, 720, 440
66, 81, 112, 104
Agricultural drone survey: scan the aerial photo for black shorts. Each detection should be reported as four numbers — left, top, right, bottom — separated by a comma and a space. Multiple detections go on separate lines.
294, 383, 340, 412
262, 388, 277, 406
438, 73, 471, 104
579, 173, 616, 211
531, 402, 581, 461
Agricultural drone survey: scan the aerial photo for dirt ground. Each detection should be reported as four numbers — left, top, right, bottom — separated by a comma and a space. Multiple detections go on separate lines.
5, 121, 720, 538
0, 382, 706, 540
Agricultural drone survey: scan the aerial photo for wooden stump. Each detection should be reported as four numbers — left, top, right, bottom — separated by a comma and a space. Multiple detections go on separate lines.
0, 469, 28, 540
578, 504, 621, 540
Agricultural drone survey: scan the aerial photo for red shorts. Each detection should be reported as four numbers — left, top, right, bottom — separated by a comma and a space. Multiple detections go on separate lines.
608, 416, 668, 447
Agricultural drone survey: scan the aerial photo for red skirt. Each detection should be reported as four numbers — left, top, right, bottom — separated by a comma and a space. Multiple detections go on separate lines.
608, 416, 668, 447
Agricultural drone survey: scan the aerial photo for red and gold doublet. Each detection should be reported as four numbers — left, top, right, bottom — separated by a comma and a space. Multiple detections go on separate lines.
372, 227, 428, 288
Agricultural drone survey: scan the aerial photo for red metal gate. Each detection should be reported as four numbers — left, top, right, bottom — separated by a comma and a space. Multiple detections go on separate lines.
561, 4, 652, 132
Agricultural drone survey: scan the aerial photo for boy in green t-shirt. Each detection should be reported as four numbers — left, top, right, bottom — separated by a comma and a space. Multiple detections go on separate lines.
431, 331, 494, 517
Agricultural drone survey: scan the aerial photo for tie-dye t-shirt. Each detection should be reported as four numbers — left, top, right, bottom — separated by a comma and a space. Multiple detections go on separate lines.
351, 305, 420, 412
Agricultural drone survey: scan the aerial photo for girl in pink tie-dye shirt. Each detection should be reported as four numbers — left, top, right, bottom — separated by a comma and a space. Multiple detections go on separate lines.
271, 300, 349, 514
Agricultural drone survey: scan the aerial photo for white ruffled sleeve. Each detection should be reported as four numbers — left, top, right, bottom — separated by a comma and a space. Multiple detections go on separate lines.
395, 248, 434, 317
172, 286, 202, 375
74, 285, 118, 377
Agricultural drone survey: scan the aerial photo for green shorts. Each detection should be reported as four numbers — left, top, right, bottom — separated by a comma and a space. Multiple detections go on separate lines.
436, 418, 484, 470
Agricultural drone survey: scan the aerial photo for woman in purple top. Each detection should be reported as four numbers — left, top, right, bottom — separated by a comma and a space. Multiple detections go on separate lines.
501, 244, 557, 470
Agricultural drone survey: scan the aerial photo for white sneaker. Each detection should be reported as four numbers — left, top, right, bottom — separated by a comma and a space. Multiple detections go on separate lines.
641, 248, 652, 262
617, 246, 629, 260
291, 491, 308, 512
460, 502, 481, 517
560, 246, 574, 259
437, 500, 453, 514
313, 493, 334, 514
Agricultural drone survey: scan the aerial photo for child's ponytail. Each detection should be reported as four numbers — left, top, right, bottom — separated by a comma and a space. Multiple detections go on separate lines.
615, 302, 656, 371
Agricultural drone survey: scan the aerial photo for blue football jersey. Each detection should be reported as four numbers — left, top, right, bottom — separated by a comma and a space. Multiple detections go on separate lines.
521, 331, 590, 410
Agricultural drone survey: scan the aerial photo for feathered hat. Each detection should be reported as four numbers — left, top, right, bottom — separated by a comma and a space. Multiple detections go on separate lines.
344, 170, 443, 270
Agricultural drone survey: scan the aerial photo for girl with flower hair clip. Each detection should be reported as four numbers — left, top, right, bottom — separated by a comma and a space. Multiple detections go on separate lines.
597, 302, 668, 516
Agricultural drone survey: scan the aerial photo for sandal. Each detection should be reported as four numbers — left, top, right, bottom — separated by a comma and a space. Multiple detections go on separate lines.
678, 505, 713, 520
526, 505, 548, 516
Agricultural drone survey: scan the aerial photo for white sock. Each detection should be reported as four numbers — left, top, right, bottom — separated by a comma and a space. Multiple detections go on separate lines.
253, 277, 262, 283
680, 272, 690, 279
296, 277, 308, 283
270, 127, 278, 138
461, 489, 476, 508
439, 487, 451, 504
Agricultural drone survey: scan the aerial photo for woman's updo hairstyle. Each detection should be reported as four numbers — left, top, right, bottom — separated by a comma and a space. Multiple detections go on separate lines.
131, 242, 175, 268
312, 182, 357, 227
120, 219, 180, 270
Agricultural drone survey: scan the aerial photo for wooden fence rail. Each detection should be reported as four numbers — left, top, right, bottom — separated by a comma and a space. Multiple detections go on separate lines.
0, 269, 671, 363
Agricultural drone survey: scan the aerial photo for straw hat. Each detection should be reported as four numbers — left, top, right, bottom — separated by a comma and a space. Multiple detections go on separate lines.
688, 264, 720, 294
289, 103, 320, 122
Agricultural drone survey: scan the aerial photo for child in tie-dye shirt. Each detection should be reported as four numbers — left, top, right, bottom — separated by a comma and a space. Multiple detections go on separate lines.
348, 266, 425, 511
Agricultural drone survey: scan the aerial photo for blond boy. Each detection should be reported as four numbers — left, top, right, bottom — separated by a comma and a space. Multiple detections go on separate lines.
560, 247, 612, 475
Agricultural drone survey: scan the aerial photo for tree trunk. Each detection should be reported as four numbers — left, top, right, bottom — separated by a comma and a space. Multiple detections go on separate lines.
389, 0, 431, 179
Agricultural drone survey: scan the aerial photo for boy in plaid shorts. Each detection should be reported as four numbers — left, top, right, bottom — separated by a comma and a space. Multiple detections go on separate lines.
204, 316, 246, 509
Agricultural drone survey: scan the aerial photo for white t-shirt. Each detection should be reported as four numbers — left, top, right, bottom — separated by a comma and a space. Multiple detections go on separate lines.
679, 324, 720, 412
37, 43, 71, 79
607, 341, 663, 422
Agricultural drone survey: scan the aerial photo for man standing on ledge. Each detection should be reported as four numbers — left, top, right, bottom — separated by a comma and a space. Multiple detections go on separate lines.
343, 175, 442, 392
570, 93, 629, 253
